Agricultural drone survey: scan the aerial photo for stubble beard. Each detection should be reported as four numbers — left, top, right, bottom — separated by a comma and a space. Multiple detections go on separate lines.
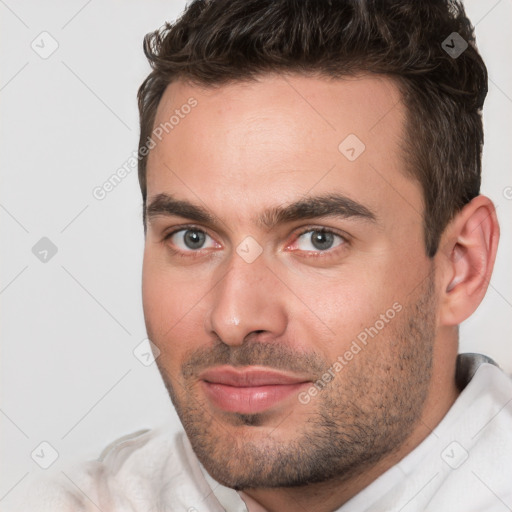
155, 276, 436, 490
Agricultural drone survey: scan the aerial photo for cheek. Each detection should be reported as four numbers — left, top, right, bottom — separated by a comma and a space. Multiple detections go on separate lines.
142, 256, 173, 330
283, 262, 403, 352
142, 252, 208, 362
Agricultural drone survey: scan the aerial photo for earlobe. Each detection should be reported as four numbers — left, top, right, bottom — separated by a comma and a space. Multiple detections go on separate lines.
438, 195, 500, 326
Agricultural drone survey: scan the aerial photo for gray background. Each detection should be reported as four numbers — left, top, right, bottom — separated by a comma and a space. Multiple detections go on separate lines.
1, 0, 511, 507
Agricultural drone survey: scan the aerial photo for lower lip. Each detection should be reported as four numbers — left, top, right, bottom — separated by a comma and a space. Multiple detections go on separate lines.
201, 381, 308, 414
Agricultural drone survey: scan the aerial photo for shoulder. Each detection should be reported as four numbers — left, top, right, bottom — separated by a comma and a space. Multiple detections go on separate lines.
427, 362, 512, 511
17, 424, 189, 512
97, 425, 176, 473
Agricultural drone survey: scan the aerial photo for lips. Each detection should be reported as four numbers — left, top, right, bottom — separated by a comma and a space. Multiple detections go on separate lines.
199, 366, 310, 414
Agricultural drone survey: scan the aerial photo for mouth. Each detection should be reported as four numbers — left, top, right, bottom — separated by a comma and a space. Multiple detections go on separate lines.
199, 366, 311, 414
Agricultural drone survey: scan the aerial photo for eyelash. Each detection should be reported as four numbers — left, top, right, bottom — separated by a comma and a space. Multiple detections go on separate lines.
290, 226, 348, 256
162, 224, 349, 257
162, 224, 215, 259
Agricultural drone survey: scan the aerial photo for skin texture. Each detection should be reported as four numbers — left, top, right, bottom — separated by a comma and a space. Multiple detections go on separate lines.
141, 73, 499, 512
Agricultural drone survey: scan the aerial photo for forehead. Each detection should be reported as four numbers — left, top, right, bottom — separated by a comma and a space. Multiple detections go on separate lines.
146, 73, 422, 230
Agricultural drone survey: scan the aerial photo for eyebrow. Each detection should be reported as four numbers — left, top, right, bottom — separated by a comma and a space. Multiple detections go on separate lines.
147, 194, 215, 225
257, 193, 376, 229
146, 192, 377, 229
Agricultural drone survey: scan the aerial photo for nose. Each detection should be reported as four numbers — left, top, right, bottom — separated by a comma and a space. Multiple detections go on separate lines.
204, 251, 288, 346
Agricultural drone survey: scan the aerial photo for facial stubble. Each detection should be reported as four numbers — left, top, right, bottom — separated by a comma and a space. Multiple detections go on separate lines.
154, 275, 435, 490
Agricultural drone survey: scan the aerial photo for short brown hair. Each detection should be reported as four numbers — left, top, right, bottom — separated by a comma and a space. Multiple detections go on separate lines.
137, 0, 487, 257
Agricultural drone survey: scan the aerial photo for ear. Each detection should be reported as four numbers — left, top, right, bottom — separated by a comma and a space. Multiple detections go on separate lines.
437, 195, 500, 326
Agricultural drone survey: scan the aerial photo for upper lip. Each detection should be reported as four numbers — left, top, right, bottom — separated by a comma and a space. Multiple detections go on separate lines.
199, 366, 311, 387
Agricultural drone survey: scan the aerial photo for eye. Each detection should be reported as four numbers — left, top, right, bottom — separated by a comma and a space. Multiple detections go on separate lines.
167, 228, 218, 251
292, 229, 346, 252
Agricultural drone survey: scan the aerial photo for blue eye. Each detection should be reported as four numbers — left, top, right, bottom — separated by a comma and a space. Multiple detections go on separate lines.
295, 229, 345, 252
169, 229, 217, 251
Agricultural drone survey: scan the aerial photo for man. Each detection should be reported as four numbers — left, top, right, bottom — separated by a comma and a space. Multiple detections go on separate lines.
22, 0, 511, 511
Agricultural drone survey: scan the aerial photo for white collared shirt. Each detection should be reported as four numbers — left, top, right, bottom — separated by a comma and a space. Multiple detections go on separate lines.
17, 355, 512, 512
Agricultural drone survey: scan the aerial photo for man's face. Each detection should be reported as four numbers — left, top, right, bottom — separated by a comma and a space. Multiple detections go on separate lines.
142, 74, 437, 488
